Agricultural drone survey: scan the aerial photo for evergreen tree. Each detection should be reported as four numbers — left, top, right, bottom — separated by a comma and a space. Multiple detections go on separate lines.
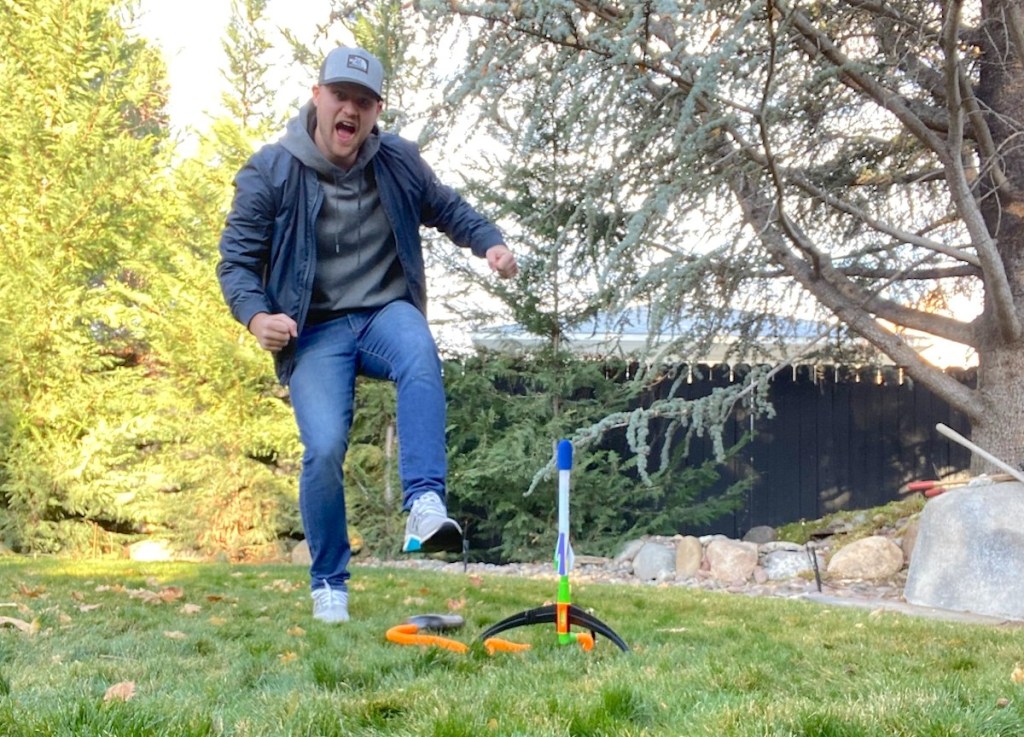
429, 47, 753, 554
0, 0, 303, 556
419, 0, 1024, 471
154, 0, 302, 559
220, 0, 280, 134
444, 350, 751, 561
0, 0, 175, 552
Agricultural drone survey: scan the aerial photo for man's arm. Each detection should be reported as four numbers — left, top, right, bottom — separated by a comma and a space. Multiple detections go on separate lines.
217, 156, 301, 353
216, 159, 277, 329
421, 169, 519, 277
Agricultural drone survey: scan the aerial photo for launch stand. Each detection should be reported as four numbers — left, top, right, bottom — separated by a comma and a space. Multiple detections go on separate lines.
477, 440, 629, 653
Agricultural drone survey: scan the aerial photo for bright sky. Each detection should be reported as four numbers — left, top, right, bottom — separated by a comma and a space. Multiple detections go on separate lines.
135, 0, 335, 144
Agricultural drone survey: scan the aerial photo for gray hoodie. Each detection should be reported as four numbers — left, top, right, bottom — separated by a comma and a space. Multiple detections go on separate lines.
280, 102, 409, 323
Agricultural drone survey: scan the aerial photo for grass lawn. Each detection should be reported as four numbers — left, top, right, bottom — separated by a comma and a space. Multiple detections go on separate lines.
1, 556, 1022, 736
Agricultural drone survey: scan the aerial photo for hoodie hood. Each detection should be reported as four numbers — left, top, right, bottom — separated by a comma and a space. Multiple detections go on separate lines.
280, 100, 380, 176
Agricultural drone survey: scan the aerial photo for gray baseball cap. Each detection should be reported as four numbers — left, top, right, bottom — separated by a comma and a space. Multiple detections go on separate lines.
318, 47, 384, 99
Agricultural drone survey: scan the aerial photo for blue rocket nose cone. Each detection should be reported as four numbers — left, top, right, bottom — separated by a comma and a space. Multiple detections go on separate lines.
557, 439, 573, 470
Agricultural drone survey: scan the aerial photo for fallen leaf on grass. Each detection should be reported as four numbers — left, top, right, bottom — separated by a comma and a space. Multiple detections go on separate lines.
1012, 664, 1024, 684
104, 681, 136, 702
156, 586, 184, 603
126, 586, 185, 605
181, 604, 202, 615
0, 616, 39, 635
163, 631, 187, 640
278, 651, 299, 664
3, 602, 34, 616
208, 616, 227, 626
263, 579, 303, 593
18, 583, 45, 598
468, 575, 484, 588
287, 625, 306, 637
78, 604, 102, 613
447, 597, 467, 612
127, 589, 163, 604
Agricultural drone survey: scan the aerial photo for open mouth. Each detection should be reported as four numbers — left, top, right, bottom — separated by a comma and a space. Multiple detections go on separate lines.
335, 120, 357, 139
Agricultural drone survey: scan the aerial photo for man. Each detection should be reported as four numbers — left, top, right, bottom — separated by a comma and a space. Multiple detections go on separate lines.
217, 46, 518, 624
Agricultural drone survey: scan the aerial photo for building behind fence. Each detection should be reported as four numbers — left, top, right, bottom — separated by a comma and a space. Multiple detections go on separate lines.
647, 363, 975, 538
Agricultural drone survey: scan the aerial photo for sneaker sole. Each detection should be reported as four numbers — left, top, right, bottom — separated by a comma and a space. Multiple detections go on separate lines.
403, 520, 463, 554
313, 611, 350, 624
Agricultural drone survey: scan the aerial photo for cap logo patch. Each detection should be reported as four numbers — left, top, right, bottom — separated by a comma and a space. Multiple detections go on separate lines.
347, 56, 369, 75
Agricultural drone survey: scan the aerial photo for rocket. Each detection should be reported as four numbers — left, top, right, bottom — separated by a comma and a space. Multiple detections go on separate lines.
473, 437, 629, 652
554, 439, 575, 644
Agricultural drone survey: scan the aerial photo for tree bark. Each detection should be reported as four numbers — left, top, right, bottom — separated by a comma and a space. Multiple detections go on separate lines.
969, 0, 1024, 470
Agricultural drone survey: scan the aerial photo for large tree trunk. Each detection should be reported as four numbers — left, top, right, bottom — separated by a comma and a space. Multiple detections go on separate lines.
971, 0, 1024, 472
972, 343, 1024, 473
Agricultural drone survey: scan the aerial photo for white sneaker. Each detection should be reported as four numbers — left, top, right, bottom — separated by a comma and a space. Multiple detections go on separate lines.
311, 583, 349, 623
402, 491, 463, 553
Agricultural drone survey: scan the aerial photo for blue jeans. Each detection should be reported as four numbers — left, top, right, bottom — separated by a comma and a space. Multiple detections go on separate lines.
288, 300, 447, 591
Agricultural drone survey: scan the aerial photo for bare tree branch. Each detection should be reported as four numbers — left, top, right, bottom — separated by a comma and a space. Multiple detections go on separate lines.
779, 0, 950, 158
840, 264, 980, 279
941, 0, 1022, 342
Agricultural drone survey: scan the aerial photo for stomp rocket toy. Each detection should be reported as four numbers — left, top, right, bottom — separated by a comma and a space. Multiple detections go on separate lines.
386, 439, 628, 654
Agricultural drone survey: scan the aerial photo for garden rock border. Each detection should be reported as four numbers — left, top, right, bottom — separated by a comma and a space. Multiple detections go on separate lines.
353, 526, 915, 606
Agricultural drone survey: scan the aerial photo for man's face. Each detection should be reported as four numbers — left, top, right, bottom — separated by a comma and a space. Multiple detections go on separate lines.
312, 82, 382, 169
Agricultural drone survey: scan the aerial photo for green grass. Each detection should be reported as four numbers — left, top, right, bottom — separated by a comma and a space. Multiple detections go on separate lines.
1, 557, 1022, 736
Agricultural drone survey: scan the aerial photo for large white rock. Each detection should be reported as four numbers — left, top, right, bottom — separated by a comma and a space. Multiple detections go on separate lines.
632, 541, 676, 581
674, 536, 703, 579
762, 549, 817, 580
826, 535, 904, 580
127, 539, 174, 562
706, 539, 758, 584
904, 483, 1024, 621
290, 540, 312, 566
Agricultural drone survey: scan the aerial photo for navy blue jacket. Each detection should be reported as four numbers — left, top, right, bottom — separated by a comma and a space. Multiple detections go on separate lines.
217, 130, 504, 385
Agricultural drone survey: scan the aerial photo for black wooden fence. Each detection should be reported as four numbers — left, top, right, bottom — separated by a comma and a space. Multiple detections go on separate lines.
645, 363, 976, 538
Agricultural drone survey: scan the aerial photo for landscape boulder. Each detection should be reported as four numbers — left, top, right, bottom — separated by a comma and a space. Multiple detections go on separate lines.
762, 547, 816, 580
632, 541, 676, 581
127, 539, 174, 562
743, 525, 777, 544
706, 539, 758, 584
905, 483, 1024, 620
826, 535, 903, 580
674, 535, 703, 579
291, 540, 312, 566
